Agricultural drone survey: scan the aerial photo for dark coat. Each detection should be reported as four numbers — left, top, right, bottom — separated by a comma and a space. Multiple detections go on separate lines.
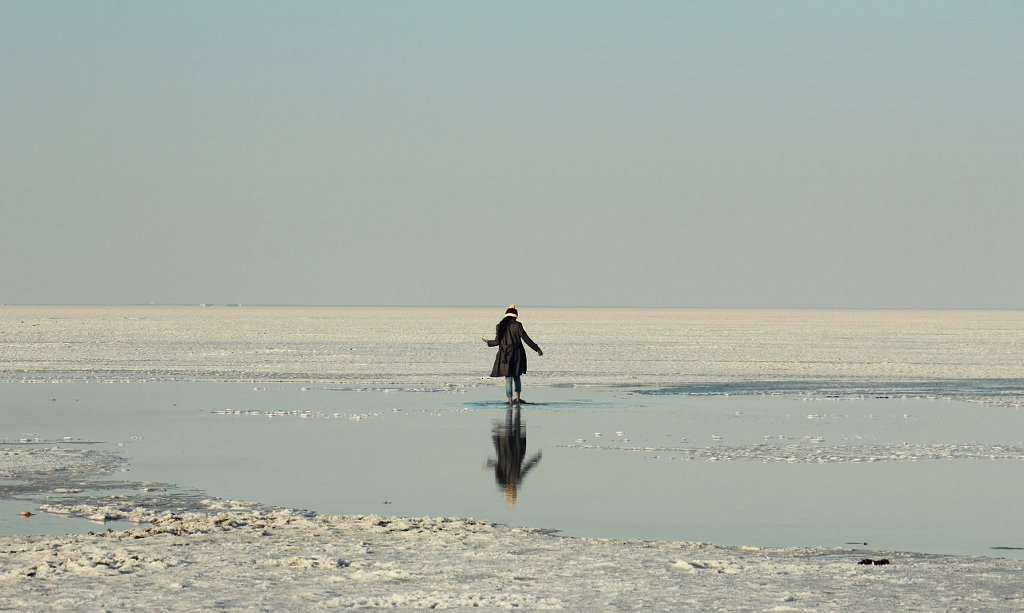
487, 319, 540, 377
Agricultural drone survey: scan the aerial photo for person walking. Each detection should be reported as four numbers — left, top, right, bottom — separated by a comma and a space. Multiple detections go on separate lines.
482, 304, 543, 405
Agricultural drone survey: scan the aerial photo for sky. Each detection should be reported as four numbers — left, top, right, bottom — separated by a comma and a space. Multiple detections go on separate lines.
2, 1, 1022, 308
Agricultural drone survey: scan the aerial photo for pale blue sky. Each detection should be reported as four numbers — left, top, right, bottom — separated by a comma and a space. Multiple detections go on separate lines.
2, 2, 1022, 307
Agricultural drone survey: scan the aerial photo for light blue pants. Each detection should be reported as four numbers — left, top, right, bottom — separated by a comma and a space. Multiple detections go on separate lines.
505, 375, 522, 398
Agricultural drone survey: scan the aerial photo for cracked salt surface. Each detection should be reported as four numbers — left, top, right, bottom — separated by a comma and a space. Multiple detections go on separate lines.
4, 307, 1024, 406
563, 442, 1024, 463
0, 448, 121, 480
5, 467, 1024, 613
3, 494, 1024, 611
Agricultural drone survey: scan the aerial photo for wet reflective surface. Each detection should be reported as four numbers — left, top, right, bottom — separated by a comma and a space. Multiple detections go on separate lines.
3, 381, 1024, 559
487, 408, 542, 507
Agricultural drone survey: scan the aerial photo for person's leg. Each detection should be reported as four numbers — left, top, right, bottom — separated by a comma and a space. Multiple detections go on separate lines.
505, 376, 514, 404
513, 375, 522, 403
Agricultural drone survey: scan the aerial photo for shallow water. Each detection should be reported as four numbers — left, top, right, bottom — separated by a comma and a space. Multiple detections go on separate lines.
3, 380, 1024, 559
0, 498, 98, 535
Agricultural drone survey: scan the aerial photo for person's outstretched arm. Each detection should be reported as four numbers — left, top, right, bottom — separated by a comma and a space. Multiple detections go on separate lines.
483, 324, 501, 347
520, 327, 543, 355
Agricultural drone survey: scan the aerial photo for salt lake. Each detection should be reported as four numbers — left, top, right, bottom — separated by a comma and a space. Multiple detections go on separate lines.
3, 380, 1024, 559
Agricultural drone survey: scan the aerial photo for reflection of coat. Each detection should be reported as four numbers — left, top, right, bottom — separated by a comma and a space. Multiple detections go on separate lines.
487, 408, 542, 506
487, 320, 540, 377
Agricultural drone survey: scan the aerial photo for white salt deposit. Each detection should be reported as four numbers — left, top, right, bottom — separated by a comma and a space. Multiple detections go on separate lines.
563, 442, 1024, 463
2, 306, 1023, 405
3, 500, 1024, 611
0, 448, 120, 480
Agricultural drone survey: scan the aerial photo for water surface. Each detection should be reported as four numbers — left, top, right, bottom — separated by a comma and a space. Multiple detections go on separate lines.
3, 381, 1023, 559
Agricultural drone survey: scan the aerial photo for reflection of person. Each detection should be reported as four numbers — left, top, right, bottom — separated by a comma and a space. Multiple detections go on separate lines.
487, 408, 542, 507
482, 304, 542, 405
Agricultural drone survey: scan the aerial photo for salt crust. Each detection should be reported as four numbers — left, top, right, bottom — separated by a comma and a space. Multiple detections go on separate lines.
564, 442, 1024, 464
1, 444, 1023, 609
2, 503, 1023, 611
0, 448, 120, 480
3, 307, 1024, 408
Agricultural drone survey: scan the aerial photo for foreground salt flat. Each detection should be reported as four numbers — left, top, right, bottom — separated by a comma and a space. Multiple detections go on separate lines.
2, 441, 1024, 610
4, 502, 1024, 612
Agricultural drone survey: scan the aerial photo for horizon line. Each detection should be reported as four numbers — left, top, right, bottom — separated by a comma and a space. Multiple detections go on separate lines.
1, 303, 1022, 312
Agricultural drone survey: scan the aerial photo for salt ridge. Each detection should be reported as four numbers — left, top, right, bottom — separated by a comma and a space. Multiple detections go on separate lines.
4, 502, 1023, 611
